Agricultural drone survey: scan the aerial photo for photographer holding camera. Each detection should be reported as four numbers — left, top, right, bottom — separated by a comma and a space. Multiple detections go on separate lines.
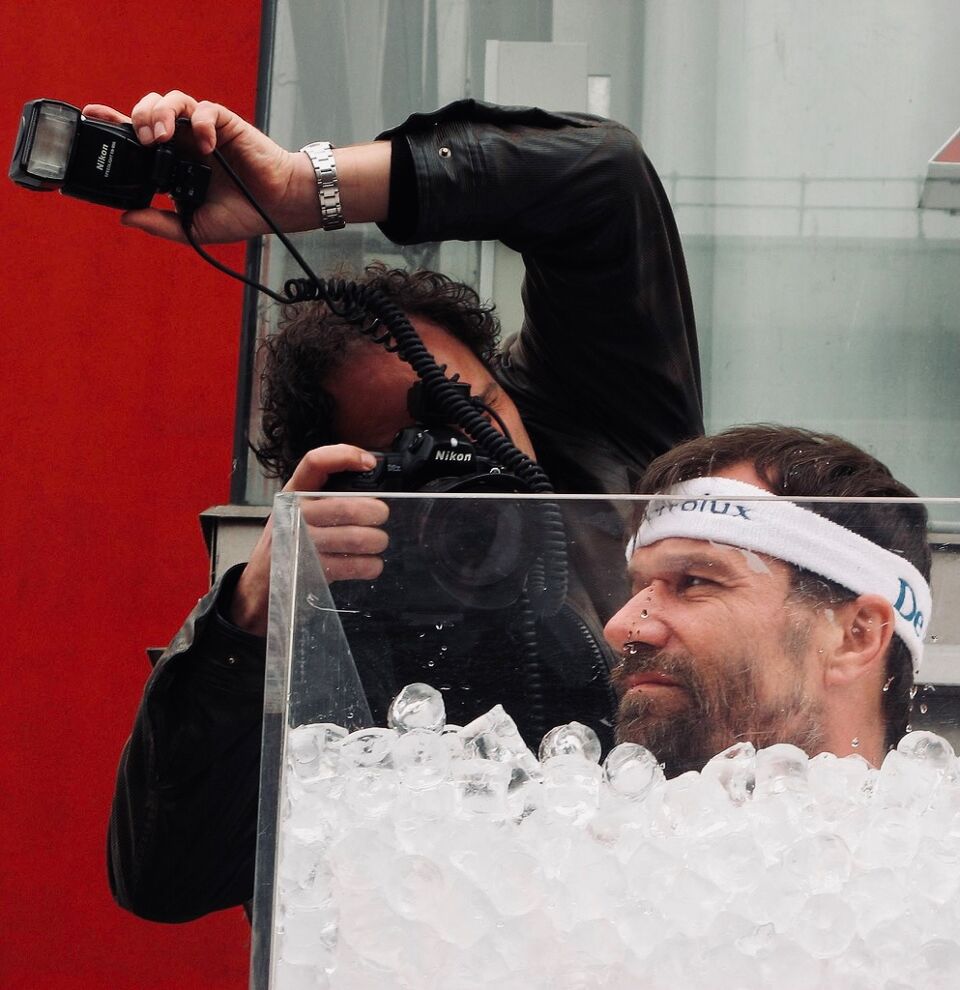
90, 91, 703, 921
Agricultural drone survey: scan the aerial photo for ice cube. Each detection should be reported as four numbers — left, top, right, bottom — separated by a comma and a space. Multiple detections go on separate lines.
382, 853, 446, 923
460, 705, 540, 778
274, 957, 329, 990
601, 743, 664, 802
917, 937, 960, 988
279, 899, 339, 968
543, 755, 602, 821
453, 758, 511, 819
791, 891, 856, 958
754, 743, 809, 796
387, 683, 446, 734
392, 727, 451, 790
897, 730, 957, 774
807, 752, 874, 822
343, 768, 399, 819
656, 770, 731, 838
692, 828, 763, 893
538, 722, 602, 764
278, 824, 335, 909
855, 805, 922, 871
429, 873, 497, 949
781, 832, 852, 893
842, 867, 904, 936
288, 722, 348, 780
327, 826, 394, 891
657, 867, 727, 937
701, 741, 756, 805
337, 727, 397, 771
441, 725, 466, 760
875, 747, 942, 812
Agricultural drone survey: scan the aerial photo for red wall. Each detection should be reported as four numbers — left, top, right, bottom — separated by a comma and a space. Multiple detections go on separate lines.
1, 6, 261, 989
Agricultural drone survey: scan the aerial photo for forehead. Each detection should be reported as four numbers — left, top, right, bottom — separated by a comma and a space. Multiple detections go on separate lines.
327, 316, 497, 448
627, 536, 791, 584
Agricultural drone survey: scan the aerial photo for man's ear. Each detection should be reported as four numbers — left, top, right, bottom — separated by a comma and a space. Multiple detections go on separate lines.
824, 594, 896, 687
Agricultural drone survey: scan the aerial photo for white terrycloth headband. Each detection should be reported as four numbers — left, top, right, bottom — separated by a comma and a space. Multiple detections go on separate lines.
625, 477, 932, 674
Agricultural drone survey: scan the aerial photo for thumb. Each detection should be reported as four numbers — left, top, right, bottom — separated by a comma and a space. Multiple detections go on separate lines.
120, 207, 188, 243
82, 103, 131, 126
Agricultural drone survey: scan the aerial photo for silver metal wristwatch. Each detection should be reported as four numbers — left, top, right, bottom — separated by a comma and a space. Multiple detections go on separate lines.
300, 141, 345, 231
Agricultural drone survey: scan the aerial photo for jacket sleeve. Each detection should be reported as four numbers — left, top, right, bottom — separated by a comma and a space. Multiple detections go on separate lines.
377, 99, 704, 497
107, 564, 265, 922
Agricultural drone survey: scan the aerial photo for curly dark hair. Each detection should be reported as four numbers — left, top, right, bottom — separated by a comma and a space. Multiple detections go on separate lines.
634, 424, 931, 751
254, 263, 501, 481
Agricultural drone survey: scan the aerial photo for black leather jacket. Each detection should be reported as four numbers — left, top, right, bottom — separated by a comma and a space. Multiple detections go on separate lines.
107, 101, 703, 923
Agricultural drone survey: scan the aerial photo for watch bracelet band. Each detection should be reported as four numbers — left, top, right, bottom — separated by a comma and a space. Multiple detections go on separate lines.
300, 141, 345, 231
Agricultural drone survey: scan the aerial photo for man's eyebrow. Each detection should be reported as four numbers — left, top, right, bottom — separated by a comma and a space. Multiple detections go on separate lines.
629, 551, 741, 582
475, 380, 499, 405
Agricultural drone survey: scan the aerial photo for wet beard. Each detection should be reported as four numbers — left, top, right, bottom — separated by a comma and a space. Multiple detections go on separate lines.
613, 644, 826, 778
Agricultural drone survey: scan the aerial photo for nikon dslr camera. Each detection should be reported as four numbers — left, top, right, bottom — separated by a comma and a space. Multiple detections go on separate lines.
328, 425, 538, 614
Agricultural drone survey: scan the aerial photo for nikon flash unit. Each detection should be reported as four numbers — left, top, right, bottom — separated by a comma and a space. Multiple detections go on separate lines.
9, 99, 210, 210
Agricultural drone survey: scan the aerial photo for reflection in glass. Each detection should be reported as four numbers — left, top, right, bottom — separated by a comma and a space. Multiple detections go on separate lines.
245, 1, 960, 518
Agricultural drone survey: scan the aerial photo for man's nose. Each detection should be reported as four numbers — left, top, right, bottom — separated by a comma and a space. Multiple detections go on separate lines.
603, 589, 670, 651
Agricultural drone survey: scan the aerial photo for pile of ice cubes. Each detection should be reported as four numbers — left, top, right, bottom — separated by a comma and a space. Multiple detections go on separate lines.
274, 684, 960, 989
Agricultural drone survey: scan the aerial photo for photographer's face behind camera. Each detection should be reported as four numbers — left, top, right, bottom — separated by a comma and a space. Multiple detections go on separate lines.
326, 316, 535, 460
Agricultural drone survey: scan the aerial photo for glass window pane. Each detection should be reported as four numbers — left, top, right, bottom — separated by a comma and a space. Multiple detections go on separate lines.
243, 0, 960, 529
250, 491, 960, 988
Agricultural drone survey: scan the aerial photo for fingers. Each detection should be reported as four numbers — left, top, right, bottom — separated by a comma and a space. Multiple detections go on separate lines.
302, 496, 389, 584
189, 100, 235, 155
320, 552, 385, 584
316, 514, 388, 583
126, 91, 240, 156
81, 103, 130, 125
285, 444, 378, 494
277, 447, 393, 587
130, 90, 198, 146
300, 495, 389, 527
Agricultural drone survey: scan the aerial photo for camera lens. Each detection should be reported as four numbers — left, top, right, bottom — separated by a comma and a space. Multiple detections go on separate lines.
416, 474, 538, 609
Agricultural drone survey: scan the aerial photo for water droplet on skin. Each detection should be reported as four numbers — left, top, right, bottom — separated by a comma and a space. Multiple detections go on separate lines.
435, 623, 444, 631
930, 636, 939, 644
851, 738, 860, 748
924, 684, 936, 694
920, 702, 929, 715
883, 676, 895, 693
640, 609, 649, 619
427, 660, 435, 668
910, 684, 919, 700
906, 723, 913, 733
439, 645, 448, 653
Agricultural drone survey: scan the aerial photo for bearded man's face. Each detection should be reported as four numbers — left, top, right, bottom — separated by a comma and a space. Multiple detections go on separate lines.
605, 538, 826, 776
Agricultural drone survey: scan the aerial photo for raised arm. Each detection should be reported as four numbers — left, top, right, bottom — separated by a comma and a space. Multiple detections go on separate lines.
376, 100, 703, 492
83, 90, 391, 242
85, 91, 701, 482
